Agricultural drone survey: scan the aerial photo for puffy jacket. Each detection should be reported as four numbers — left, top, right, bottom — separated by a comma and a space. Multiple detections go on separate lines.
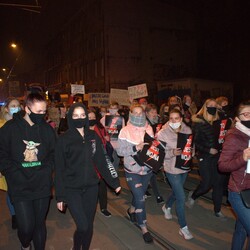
117, 122, 154, 175
218, 128, 250, 192
192, 115, 217, 158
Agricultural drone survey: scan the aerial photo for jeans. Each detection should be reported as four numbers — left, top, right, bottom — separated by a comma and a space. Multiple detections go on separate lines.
165, 172, 188, 228
125, 171, 152, 227
228, 191, 250, 250
192, 155, 225, 213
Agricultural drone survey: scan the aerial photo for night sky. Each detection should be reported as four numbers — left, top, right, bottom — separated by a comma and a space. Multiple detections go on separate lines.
1, 0, 250, 101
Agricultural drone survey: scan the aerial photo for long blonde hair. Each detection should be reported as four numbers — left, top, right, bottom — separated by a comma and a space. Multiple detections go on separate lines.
196, 98, 219, 124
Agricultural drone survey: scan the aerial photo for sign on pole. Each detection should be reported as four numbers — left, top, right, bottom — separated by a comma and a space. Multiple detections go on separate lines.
88, 93, 110, 106
110, 88, 130, 106
71, 84, 85, 95
128, 83, 148, 100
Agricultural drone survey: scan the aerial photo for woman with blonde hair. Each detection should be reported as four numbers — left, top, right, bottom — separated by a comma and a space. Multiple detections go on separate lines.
186, 98, 227, 219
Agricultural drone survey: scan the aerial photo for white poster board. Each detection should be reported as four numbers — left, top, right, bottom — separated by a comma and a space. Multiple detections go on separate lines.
88, 93, 110, 106
71, 84, 85, 95
128, 83, 148, 100
110, 88, 130, 106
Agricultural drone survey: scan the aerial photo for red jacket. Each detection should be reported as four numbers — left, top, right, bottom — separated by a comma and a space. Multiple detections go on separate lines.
218, 128, 250, 192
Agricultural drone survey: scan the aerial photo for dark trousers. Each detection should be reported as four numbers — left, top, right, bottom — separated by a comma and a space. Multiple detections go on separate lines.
98, 179, 107, 210
150, 173, 161, 198
66, 185, 98, 250
192, 155, 225, 213
13, 197, 50, 250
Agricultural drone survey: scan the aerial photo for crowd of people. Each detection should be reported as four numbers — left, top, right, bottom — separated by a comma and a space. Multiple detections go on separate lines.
0, 92, 250, 250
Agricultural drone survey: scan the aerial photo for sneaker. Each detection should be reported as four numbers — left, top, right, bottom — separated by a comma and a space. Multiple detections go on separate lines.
127, 208, 136, 223
143, 232, 153, 244
156, 196, 164, 204
215, 211, 227, 220
179, 226, 194, 240
101, 209, 111, 218
185, 191, 195, 209
162, 205, 172, 220
145, 190, 152, 198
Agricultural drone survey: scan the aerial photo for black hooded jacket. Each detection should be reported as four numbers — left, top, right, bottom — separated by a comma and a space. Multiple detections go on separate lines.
54, 103, 120, 202
0, 112, 56, 202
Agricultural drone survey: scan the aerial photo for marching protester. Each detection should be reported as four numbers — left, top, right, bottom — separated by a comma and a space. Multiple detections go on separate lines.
219, 101, 250, 250
186, 98, 229, 219
158, 108, 194, 240
88, 110, 113, 217
0, 93, 56, 250
54, 102, 121, 250
0, 97, 22, 230
117, 104, 155, 243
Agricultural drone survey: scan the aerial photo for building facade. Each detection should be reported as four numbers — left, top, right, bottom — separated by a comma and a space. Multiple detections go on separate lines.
44, 0, 197, 101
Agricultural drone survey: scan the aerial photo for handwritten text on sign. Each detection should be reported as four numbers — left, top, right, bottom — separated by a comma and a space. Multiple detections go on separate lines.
71, 84, 85, 95
128, 83, 148, 100
88, 93, 110, 106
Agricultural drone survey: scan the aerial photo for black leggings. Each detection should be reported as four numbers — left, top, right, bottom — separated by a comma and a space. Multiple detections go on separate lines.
66, 185, 98, 250
13, 197, 50, 250
192, 155, 225, 213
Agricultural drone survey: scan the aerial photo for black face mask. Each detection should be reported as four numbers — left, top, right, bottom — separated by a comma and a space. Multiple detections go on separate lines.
183, 103, 189, 111
89, 119, 97, 127
164, 112, 169, 116
28, 108, 46, 124
222, 105, 230, 113
241, 120, 250, 129
207, 107, 217, 116
72, 118, 86, 128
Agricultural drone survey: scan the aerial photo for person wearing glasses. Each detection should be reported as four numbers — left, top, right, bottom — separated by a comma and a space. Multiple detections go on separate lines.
219, 101, 250, 250
54, 102, 121, 250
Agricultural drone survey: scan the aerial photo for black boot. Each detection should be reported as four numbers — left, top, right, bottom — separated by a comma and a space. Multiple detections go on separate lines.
12, 215, 17, 230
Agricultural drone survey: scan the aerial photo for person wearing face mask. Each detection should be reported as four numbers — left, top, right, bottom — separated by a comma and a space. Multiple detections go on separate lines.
100, 101, 125, 172
55, 103, 121, 250
145, 103, 164, 204
88, 110, 113, 218
117, 104, 155, 244
0, 97, 22, 230
183, 95, 197, 127
218, 101, 250, 250
159, 103, 169, 124
216, 96, 233, 119
186, 98, 228, 219
0, 93, 56, 250
157, 108, 194, 240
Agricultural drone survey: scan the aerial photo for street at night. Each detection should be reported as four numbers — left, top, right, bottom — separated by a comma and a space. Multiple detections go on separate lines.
0, 167, 236, 250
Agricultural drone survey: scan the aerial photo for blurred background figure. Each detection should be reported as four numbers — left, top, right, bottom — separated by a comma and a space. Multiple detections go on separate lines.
0, 97, 22, 230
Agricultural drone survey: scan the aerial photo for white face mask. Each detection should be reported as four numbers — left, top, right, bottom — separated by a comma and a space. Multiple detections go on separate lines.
169, 122, 181, 130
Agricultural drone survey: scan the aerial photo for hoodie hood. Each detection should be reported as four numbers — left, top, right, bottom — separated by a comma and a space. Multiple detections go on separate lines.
67, 103, 89, 130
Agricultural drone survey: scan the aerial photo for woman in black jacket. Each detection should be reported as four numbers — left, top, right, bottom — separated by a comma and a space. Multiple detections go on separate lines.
55, 103, 121, 250
185, 98, 228, 219
0, 93, 56, 250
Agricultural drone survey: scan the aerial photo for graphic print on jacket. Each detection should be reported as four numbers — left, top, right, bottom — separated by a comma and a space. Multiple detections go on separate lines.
22, 140, 41, 168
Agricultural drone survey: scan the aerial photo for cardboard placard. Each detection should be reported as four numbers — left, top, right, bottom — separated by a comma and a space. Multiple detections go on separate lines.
128, 83, 148, 100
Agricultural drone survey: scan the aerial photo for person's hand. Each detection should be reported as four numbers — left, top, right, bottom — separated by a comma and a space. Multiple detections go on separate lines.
173, 148, 182, 156
136, 142, 149, 151
209, 148, 218, 155
57, 202, 64, 211
115, 187, 121, 193
104, 136, 110, 141
243, 147, 250, 161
